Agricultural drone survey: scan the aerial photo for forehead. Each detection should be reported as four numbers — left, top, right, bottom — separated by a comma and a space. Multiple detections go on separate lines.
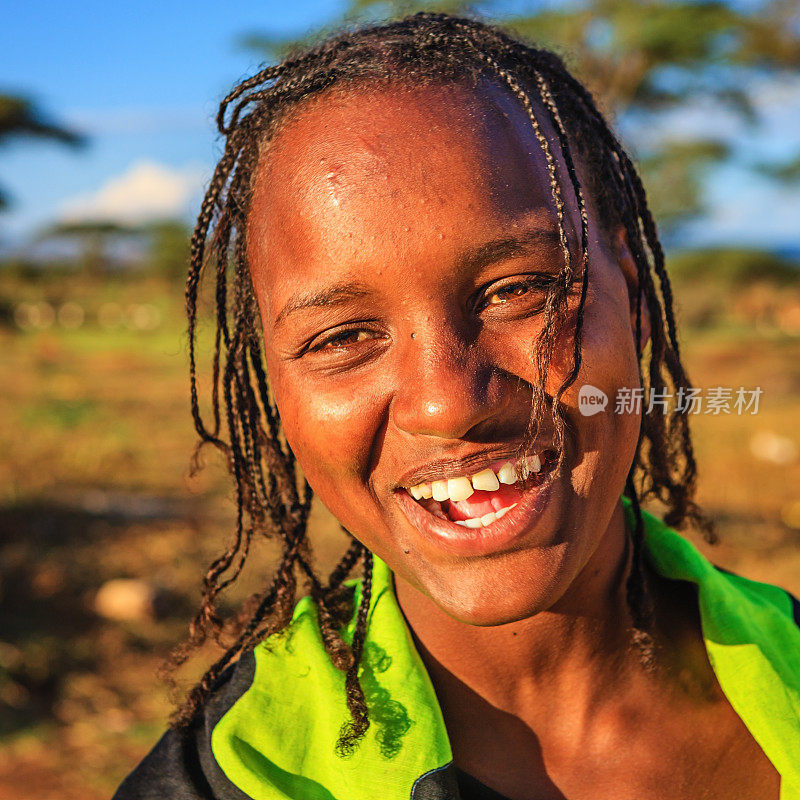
247, 79, 577, 315
250, 78, 562, 221
259, 79, 552, 197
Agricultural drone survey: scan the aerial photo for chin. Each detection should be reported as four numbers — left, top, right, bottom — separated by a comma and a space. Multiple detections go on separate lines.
419, 548, 575, 627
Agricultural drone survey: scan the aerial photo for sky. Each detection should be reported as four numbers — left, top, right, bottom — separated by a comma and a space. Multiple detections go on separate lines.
0, 0, 348, 246
2, 0, 799, 253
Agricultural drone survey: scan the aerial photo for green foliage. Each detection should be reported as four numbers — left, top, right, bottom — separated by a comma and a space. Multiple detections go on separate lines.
639, 139, 730, 221
668, 247, 800, 287
22, 398, 99, 431
38, 220, 139, 276
0, 93, 85, 210
142, 220, 191, 281
41, 220, 136, 239
0, 95, 84, 147
238, 0, 800, 228
35, 219, 191, 279
755, 155, 800, 182
238, 0, 474, 58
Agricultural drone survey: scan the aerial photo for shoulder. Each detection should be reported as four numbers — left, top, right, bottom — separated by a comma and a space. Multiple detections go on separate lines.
112, 652, 257, 800
635, 501, 800, 626
110, 586, 370, 800
712, 562, 800, 627
112, 726, 213, 800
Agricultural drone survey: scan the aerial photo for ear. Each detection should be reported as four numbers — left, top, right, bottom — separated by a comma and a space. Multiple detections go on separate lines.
613, 226, 651, 354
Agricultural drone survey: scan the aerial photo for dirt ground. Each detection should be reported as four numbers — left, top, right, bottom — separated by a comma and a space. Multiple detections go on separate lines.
1, 271, 798, 798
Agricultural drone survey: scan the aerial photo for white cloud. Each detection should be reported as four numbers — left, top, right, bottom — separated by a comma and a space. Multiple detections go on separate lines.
58, 161, 207, 225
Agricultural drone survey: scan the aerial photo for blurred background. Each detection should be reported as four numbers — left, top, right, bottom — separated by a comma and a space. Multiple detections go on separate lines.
1, 0, 799, 796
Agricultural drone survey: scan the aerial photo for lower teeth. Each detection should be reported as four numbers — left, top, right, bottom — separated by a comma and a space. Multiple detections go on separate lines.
454, 503, 517, 528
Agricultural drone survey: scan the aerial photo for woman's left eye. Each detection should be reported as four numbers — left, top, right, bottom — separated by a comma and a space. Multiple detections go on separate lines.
485, 282, 532, 305
477, 277, 551, 313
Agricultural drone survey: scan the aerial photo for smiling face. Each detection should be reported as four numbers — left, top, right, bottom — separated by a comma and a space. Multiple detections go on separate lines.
247, 79, 644, 625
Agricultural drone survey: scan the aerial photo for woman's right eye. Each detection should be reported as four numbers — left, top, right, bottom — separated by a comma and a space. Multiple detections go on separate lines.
301, 324, 392, 361
311, 328, 372, 351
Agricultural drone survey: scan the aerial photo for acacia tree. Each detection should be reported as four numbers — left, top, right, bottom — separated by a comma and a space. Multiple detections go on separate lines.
240, 0, 800, 230
141, 219, 192, 281
0, 93, 84, 210
39, 218, 192, 279
38, 220, 137, 276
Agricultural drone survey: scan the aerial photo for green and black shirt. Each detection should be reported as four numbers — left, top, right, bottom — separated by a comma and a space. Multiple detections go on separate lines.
114, 502, 800, 800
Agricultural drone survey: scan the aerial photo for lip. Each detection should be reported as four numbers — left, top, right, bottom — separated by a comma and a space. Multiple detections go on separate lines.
394, 457, 557, 558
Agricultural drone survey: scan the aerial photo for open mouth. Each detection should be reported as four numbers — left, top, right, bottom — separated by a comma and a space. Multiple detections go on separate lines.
395, 449, 559, 556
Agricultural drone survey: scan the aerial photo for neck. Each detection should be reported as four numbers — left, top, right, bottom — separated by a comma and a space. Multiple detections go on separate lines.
394, 501, 648, 717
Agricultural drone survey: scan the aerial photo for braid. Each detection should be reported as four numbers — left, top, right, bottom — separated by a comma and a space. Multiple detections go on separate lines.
337, 550, 374, 757
469, 50, 576, 478
170, 10, 712, 750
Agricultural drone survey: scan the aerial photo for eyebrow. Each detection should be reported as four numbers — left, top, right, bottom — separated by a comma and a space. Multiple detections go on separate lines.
455, 227, 563, 275
274, 282, 371, 328
273, 228, 563, 328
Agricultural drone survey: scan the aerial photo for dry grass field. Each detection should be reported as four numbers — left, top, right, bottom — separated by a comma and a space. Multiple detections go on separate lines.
0, 267, 798, 799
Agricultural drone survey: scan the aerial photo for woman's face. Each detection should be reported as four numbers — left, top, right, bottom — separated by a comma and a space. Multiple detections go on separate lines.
247, 80, 644, 625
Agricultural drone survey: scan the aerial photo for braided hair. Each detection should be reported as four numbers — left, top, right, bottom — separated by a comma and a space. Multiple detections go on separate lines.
171, 11, 713, 752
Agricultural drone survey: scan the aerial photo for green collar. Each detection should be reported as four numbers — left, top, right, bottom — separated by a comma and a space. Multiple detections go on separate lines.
210, 501, 800, 799
624, 501, 800, 794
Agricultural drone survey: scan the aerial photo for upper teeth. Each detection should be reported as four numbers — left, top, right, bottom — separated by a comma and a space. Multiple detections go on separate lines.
407, 455, 543, 502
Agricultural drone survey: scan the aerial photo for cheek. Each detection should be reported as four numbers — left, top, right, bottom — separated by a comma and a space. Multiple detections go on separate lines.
580, 303, 640, 396
269, 365, 388, 507
560, 286, 642, 492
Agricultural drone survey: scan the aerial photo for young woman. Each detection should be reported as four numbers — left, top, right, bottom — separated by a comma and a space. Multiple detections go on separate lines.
114, 12, 800, 800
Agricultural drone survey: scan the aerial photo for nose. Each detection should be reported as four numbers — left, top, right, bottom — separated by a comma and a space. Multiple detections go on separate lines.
390, 325, 512, 441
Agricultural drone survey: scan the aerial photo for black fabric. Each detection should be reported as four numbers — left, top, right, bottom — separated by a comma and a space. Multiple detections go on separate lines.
454, 768, 515, 800
788, 590, 800, 629
410, 762, 462, 799
113, 651, 258, 800
112, 725, 216, 800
